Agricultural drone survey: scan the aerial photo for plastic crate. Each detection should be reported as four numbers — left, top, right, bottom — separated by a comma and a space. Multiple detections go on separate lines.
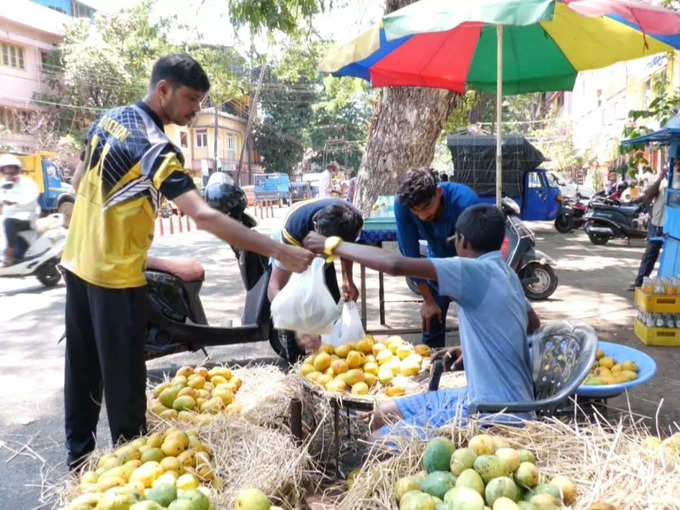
634, 288, 680, 314
634, 319, 680, 346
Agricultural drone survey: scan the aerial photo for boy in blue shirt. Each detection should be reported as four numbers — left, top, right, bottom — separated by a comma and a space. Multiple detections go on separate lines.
304, 204, 540, 429
395, 168, 478, 348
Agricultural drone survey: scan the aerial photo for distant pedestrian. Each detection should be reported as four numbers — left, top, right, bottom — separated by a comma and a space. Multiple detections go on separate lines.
347, 175, 357, 204
628, 164, 669, 290
319, 163, 337, 198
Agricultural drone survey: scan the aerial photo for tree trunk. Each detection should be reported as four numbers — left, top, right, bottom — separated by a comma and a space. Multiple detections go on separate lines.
354, 87, 458, 215
353, 0, 458, 215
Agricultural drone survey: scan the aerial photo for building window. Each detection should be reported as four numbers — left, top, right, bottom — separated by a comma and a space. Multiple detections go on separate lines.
1, 43, 24, 69
227, 135, 234, 149
180, 132, 188, 148
196, 130, 208, 147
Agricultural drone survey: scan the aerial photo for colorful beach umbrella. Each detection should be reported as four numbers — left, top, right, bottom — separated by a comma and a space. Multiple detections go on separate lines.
321, 0, 680, 204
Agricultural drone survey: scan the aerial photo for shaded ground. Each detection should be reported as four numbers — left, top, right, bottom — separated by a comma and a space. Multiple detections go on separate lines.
0, 207, 678, 508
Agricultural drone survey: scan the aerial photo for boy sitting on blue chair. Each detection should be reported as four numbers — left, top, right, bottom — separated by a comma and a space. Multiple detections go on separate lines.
303, 203, 540, 431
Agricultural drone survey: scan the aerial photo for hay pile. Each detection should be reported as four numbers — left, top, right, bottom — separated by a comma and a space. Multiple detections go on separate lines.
231, 364, 303, 428
335, 411, 680, 510
203, 415, 318, 509
51, 364, 319, 510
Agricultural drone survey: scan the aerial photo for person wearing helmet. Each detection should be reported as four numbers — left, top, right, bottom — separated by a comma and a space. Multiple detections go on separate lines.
267, 197, 364, 360
0, 154, 39, 266
61, 54, 313, 471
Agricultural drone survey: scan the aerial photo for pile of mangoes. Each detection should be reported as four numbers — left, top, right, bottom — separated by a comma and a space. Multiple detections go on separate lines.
301, 335, 431, 397
582, 348, 639, 386
63, 428, 217, 510
394, 434, 576, 510
148, 365, 242, 421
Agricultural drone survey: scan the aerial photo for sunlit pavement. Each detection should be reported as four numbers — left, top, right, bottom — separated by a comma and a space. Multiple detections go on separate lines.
0, 208, 677, 508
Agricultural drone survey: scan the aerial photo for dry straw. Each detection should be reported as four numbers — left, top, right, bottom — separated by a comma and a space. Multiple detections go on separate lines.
334, 406, 680, 510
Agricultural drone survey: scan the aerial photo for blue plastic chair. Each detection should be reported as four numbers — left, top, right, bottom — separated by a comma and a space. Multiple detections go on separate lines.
463, 323, 599, 416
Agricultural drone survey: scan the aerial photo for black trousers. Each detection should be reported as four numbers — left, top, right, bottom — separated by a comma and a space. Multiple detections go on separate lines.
3, 218, 31, 259
64, 270, 148, 468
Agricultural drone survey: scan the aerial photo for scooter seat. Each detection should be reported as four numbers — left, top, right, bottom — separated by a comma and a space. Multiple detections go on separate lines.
146, 256, 205, 282
590, 203, 639, 216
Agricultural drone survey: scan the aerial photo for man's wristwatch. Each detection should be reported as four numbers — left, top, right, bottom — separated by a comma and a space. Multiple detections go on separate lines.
323, 236, 343, 257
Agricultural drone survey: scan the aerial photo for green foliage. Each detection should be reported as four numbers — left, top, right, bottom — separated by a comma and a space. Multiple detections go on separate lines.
49, 1, 174, 111
254, 33, 373, 174
253, 69, 318, 174
309, 77, 373, 170
192, 46, 248, 105
619, 84, 680, 175
228, 0, 323, 34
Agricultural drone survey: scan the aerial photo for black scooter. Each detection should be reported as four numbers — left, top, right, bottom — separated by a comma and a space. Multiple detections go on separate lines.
143, 194, 286, 362
501, 197, 558, 300
583, 198, 647, 245
407, 198, 558, 300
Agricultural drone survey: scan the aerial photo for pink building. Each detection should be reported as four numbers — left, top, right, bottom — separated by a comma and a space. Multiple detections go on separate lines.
0, 1, 70, 152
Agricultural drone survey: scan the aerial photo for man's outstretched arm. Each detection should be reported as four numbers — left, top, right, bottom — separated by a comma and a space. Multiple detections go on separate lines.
304, 231, 438, 281
174, 190, 313, 273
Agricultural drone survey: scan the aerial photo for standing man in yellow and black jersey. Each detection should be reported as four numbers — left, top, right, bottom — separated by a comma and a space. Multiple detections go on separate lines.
61, 54, 313, 469
267, 197, 364, 360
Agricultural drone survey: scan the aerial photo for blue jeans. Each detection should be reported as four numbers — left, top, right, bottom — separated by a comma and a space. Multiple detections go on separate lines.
634, 224, 664, 286
3, 218, 31, 260
422, 281, 451, 348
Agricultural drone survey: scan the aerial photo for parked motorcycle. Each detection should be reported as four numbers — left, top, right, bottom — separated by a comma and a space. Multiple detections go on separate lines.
0, 213, 66, 287
407, 197, 558, 300
501, 197, 558, 300
583, 198, 647, 245
554, 195, 588, 234
143, 183, 286, 362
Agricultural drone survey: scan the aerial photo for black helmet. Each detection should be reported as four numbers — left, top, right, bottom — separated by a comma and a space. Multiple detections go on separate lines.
204, 173, 247, 219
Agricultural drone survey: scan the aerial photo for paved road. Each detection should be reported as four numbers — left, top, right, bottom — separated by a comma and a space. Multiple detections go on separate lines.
0, 208, 677, 508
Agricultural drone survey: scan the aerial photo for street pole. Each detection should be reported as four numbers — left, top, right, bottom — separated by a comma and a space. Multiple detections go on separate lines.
213, 101, 219, 175
496, 24, 503, 208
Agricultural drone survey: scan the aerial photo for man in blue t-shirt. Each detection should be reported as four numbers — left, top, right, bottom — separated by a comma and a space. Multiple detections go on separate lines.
394, 168, 479, 347
303, 204, 540, 430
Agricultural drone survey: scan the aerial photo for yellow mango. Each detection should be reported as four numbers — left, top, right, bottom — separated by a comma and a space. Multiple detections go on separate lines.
351, 382, 369, 395
414, 344, 432, 357
331, 359, 349, 375
326, 378, 347, 393
334, 344, 351, 358
318, 344, 335, 355
313, 352, 332, 372
385, 386, 406, 397
376, 349, 394, 365
356, 335, 374, 354
346, 350, 366, 369
342, 368, 365, 386
363, 361, 379, 375
372, 343, 386, 356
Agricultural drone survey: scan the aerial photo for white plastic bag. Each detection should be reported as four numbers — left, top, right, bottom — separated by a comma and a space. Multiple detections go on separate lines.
270, 257, 341, 335
322, 301, 366, 347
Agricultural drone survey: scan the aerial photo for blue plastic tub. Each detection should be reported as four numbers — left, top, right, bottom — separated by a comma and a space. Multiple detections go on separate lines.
576, 341, 657, 398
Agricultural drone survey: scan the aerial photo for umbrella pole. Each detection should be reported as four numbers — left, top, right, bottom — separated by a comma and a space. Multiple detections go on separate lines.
496, 24, 503, 208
